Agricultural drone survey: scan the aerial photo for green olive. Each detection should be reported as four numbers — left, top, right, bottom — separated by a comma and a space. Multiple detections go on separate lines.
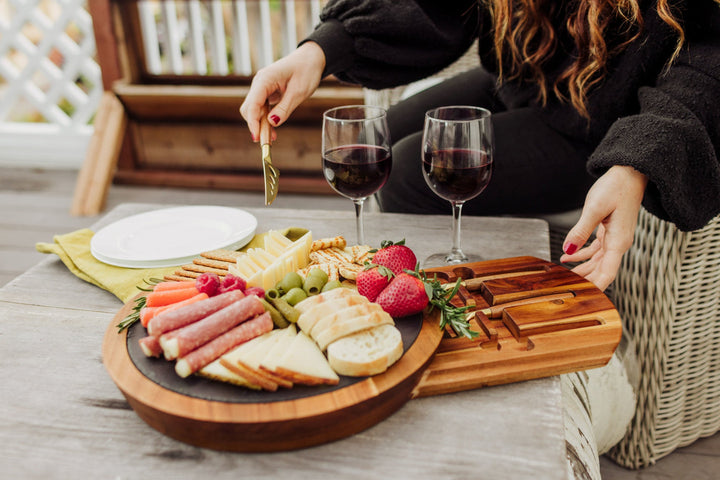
276, 271, 304, 295
321, 280, 343, 292
306, 268, 329, 284
282, 287, 308, 306
303, 273, 327, 296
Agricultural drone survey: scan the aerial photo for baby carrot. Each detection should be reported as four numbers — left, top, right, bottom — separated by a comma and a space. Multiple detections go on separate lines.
145, 286, 200, 307
152, 280, 196, 292
140, 292, 209, 327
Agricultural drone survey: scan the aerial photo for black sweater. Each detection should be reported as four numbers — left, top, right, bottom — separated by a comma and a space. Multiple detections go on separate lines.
306, 0, 720, 231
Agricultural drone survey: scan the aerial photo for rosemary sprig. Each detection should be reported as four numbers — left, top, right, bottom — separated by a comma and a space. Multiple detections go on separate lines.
115, 278, 164, 333
417, 271, 479, 339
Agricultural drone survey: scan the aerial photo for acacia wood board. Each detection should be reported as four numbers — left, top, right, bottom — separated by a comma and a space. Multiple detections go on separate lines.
412, 256, 622, 397
102, 256, 621, 452
102, 300, 443, 452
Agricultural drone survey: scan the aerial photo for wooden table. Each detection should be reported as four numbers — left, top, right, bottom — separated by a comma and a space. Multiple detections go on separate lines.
0, 203, 569, 479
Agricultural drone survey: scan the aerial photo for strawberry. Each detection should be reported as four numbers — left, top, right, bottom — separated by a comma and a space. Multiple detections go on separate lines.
356, 264, 394, 302
371, 239, 417, 275
375, 272, 429, 317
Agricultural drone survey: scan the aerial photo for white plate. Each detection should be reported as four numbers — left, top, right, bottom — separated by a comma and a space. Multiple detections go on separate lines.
91, 206, 257, 268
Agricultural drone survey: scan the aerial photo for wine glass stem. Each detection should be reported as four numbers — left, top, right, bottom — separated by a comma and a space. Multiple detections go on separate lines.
450, 201, 465, 259
353, 198, 365, 245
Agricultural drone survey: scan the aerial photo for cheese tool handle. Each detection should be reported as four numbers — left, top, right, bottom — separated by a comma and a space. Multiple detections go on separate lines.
479, 291, 576, 318
259, 109, 272, 146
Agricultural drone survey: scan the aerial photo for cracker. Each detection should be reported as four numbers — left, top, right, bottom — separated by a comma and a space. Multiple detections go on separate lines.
338, 263, 363, 280
193, 257, 231, 270
311, 236, 347, 251
202, 249, 245, 263
182, 264, 228, 276
309, 247, 354, 265
171, 270, 201, 279
300, 263, 340, 282
351, 245, 374, 265
164, 274, 195, 282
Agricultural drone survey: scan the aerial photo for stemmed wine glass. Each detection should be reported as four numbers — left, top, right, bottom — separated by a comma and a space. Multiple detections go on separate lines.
322, 105, 392, 245
422, 106, 494, 266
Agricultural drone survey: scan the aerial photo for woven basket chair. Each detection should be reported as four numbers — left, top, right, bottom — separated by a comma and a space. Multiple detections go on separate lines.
606, 208, 720, 468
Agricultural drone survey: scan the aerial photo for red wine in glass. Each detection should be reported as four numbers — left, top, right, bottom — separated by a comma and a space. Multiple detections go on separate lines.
421, 106, 494, 267
323, 145, 392, 199
322, 105, 392, 245
422, 148, 492, 202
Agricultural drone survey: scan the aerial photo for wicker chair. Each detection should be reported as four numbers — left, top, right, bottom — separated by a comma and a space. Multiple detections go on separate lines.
607, 208, 720, 468
364, 49, 720, 470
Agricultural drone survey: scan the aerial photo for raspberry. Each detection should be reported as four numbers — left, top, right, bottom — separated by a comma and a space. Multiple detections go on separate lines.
195, 273, 220, 296
218, 273, 247, 294
243, 286, 265, 298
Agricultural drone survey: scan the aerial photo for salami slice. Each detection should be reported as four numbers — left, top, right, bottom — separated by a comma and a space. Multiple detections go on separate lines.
138, 335, 162, 357
146, 289, 245, 337
160, 294, 265, 360
175, 311, 274, 378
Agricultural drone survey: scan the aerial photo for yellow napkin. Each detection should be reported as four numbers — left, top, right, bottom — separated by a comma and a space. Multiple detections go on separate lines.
36, 227, 309, 304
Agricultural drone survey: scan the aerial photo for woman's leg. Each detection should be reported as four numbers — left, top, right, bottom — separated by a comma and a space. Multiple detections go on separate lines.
385, 67, 505, 145
377, 76, 594, 215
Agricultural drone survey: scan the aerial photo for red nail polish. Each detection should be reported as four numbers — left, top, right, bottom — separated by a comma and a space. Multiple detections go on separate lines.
564, 242, 578, 255
270, 115, 280, 125
251, 133, 257, 142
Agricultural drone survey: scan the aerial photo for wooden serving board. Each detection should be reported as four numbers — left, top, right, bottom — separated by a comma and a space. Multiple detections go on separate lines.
413, 256, 622, 397
102, 256, 621, 452
102, 300, 443, 452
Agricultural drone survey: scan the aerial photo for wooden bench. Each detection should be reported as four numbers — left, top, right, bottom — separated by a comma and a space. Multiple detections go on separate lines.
72, 0, 363, 215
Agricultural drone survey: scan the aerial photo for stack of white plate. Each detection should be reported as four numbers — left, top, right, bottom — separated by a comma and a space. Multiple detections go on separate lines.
90, 206, 257, 268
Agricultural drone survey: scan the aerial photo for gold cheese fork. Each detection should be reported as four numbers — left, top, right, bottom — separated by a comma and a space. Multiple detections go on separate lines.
260, 109, 279, 205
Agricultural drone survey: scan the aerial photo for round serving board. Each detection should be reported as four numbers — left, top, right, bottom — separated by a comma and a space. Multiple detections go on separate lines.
102, 296, 444, 452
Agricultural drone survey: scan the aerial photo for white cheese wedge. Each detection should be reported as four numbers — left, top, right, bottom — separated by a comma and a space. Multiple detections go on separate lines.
198, 358, 260, 389
274, 331, 340, 385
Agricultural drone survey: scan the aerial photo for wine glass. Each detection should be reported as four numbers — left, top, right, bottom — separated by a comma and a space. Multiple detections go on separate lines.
322, 105, 392, 245
421, 106, 494, 266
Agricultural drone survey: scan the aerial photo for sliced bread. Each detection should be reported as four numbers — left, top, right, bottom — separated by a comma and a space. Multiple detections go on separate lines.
314, 308, 394, 351
296, 293, 368, 334
326, 324, 404, 377
294, 286, 354, 314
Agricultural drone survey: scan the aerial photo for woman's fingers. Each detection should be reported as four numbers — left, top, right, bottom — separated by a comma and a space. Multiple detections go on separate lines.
240, 41, 326, 141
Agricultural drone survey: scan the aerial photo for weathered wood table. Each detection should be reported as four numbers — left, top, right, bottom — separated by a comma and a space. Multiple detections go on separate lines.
0, 203, 569, 479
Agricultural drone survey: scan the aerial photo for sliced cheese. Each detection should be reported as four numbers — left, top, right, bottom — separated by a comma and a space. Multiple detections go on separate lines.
198, 358, 261, 389
258, 324, 297, 372
274, 332, 340, 385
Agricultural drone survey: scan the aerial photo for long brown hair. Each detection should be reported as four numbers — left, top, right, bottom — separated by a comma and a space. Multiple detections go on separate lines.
486, 0, 686, 118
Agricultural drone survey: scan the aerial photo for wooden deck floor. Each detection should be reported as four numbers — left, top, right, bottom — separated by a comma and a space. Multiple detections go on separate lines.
2, 166, 719, 479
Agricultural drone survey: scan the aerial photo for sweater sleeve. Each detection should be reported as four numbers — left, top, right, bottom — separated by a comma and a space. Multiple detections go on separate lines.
587, 14, 720, 232
304, 0, 480, 89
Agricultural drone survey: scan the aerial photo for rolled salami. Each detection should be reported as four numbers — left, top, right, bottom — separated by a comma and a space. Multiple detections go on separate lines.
147, 290, 245, 337
175, 312, 273, 378
160, 294, 265, 360
138, 335, 162, 358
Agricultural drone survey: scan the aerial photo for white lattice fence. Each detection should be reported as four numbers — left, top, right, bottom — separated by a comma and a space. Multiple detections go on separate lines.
0, 0, 102, 168
0, 0, 326, 169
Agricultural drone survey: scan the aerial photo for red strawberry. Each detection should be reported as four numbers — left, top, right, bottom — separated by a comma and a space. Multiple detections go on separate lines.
375, 272, 429, 317
371, 239, 417, 275
356, 265, 394, 302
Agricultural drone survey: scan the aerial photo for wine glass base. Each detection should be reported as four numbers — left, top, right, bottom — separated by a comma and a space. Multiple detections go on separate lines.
422, 252, 485, 269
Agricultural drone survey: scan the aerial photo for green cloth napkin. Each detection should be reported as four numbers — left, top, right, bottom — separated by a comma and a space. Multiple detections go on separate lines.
36, 227, 308, 304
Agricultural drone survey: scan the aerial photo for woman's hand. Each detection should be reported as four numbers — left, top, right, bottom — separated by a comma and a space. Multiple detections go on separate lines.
560, 165, 648, 291
240, 41, 326, 142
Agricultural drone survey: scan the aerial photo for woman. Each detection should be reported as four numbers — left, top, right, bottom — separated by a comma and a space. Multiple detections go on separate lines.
241, 0, 720, 291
